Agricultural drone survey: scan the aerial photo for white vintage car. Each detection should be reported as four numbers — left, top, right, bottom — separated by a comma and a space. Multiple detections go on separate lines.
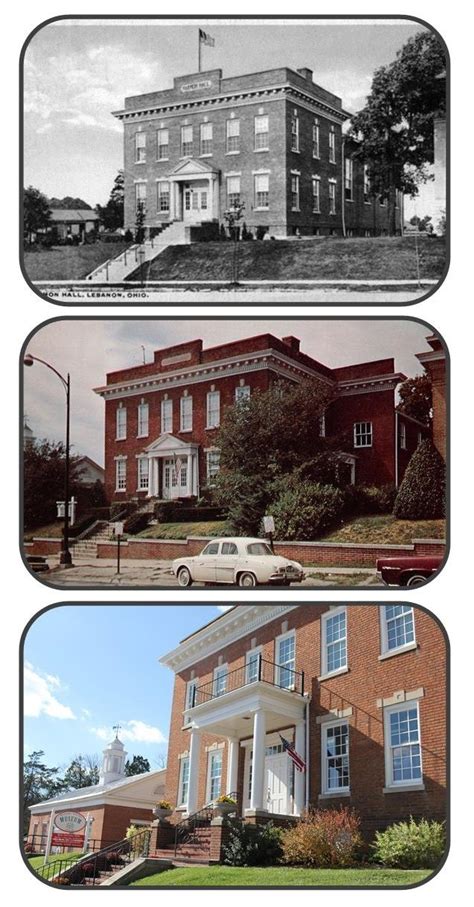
172, 537, 304, 588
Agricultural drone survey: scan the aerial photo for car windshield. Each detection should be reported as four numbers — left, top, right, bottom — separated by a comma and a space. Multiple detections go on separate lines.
246, 543, 273, 556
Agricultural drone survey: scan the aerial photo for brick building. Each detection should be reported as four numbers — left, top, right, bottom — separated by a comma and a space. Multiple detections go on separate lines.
112, 66, 402, 238
158, 604, 446, 844
94, 333, 428, 504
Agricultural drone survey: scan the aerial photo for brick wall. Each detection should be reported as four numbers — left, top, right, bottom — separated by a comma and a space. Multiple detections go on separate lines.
27, 803, 154, 851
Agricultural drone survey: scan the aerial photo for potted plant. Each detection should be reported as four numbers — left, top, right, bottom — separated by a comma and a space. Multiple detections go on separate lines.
214, 795, 237, 818
153, 800, 173, 820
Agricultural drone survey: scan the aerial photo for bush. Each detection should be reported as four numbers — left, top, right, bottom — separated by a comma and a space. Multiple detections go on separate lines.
123, 510, 152, 534
154, 501, 177, 523
372, 817, 446, 869
272, 483, 345, 541
222, 821, 283, 867
393, 439, 445, 519
343, 484, 397, 517
281, 807, 362, 868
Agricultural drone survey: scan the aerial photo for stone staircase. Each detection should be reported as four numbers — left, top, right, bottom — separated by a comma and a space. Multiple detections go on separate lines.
150, 826, 212, 865
71, 521, 113, 558
86, 221, 190, 283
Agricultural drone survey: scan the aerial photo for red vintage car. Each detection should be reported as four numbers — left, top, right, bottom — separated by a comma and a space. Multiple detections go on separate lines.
376, 555, 443, 587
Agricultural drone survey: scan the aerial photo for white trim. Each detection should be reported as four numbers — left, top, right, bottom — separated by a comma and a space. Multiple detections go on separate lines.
321, 719, 350, 796
379, 605, 416, 659
245, 645, 263, 684
274, 629, 296, 690
205, 748, 223, 803
321, 607, 347, 677
383, 699, 424, 791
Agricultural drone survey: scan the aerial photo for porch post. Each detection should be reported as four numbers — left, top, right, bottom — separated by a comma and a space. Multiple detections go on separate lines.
294, 721, 306, 816
187, 728, 200, 815
147, 457, 153, 498
226, 738, 239, 796
250, 709, 266, 811
186, 453, 193, 497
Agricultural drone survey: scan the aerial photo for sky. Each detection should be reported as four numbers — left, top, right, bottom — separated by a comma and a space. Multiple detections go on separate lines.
23, 604, 231, 769
22, 318, 437, 465
23, 17, 431, 207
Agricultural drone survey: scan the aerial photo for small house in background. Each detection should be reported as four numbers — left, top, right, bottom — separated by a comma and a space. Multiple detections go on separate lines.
75, 456, 105, 488
48, 209, 99, 243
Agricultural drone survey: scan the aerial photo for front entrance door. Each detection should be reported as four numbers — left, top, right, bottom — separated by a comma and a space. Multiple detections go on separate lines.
266, 752, 290, 814
183, 180, 209, 223
163, 457, 188, 500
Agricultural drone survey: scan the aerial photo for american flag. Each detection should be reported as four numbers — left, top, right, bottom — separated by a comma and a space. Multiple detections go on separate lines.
279, 734, 306, 773
199, 28, 215, 47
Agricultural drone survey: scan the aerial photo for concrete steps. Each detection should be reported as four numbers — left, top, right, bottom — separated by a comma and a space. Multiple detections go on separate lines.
71, 522, 113, 558
86, 222, 190, 283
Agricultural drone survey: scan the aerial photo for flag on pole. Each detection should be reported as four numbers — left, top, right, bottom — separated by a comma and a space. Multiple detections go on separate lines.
279, 734, 306, 773
199, 28, 215, 47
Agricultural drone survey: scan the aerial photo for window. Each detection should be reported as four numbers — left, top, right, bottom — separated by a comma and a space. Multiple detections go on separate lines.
354, 421, 373, 448
116, 406, 127, 440
381, 605, 415, 655
202, 541, 219, 555
226, 118, 240, 153
312, 176, 321, 213
227, 175, 241, 208
180, 395, 193, 431
135, 182, 147, 208
221, 542, 238, 554
115, 458, 126, 492
291, 174, 300, 210
181, 125, 193, 157
213, 665, 228, 697
157, 181, 170, 212
363, 164, 371, 203
235, 384, 250, 403
329, 125, 336, 163
135, 132, 146, 162
254, 173, 269, 209
161, 398, 173, 433
312, 120, 320, 158
246, 648, 261, 683
400, 422, 407, 449
178, 756, 190, 806
328, 179, 336, 215
291, 115, 299, 152
321, 608, 347, 676
185, 678, 197, 715
345, 158, 353, 201
137, 402, 149, 437
207, 751, 223, 802
384, 702, 423, 788
157, 128, 169, 160
137, 457, 148, 491
322, 721, 350, 794
200, 122, 213, 155
276, 632, 296, 689
207, 390, 220, 428
206, 449, 220, 482
254, 115, 269, 151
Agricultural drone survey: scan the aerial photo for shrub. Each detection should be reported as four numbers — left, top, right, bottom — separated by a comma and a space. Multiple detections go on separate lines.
222, 821, 283, 867
154, 501, 177, 523
272, 483, 345, 541
372, 817, 446, 869
123, 510, 152, 534
280, 808, 362, 867
343, 484, 397, 517
393, 439, 445, 519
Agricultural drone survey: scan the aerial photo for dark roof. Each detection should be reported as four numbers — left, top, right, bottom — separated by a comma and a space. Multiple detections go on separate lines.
49, 209, 99, 223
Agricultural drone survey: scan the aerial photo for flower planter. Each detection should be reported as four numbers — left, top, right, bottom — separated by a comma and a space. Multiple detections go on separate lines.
153, 807, 172, 821
213, 802, 237, 818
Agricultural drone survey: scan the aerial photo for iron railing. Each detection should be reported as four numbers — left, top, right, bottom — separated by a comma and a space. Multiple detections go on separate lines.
192, 657, 305, 707
24, 834, 116, 856
173, 803, 214, 856
33, 828, 151, 887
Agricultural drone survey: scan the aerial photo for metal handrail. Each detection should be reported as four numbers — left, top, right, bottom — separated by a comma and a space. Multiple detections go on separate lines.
34, 828, 151, 887
173, 803, 214, 856
192, 657, 305, 707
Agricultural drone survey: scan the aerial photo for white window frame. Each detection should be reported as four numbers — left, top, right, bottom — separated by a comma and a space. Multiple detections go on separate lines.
384, 700, 424, 791
161, 398, 173, 434
206, 750, 223, 803
380, 606, 416, 659
206, 448, 220, 483
226, 175, 241, 209
312, 176, 321, 213
135, 131, 146, 163
213, 664, 228, 698
363, 164, 371, 203
235, 384, 250, 403
157, 128, 169, 161
184, 678, 198, 721
180, 395, 193, 432
137, 456, 149, 492
321, 720, 350, 796
400, 421, 407, 450
200, 122, 213, 156
320, 607, 348, 679
254, 173, 269, 209
254, 115, 269, 151
178, 756, 190, 807
312, 120, 320, 159
291, 114, 299, 152
181, 124, 193, 157
226, 118, 240, 153
354, 421, 373, 448
245, 646, 262, 684
135, 181, 147, 208
157, 180, 170, 213
275, 629, 296, 690
206, 390, 220, 429
291, 173, 300, 211
329, 125, 336, 164
345, 158, 353, 201
116, 406, 127, 440
137, 402, 149, 438
328, 179, 337, 215
115, 457, 127, 493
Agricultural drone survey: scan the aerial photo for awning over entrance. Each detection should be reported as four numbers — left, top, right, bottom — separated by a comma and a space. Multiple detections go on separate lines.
167, 158, 220, 222
141, 433, 199, 498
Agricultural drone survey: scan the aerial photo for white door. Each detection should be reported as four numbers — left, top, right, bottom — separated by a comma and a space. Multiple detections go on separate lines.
183, 181, 209, 223
265, 753, 289, 815
163, 458, 187, 500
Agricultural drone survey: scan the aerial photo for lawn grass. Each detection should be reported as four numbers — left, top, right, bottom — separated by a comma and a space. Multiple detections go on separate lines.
126, 236, 446, 283
321, 515, 446, 545
131, 866, 432, 887
137, 520, 228, 540
27, 850, 84, 872
24, 243, 130, 281
24, 521, 64, 541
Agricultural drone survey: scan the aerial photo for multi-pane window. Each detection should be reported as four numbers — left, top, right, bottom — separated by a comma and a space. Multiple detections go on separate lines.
291, 174, 300, 210
399, 422, 407, 449
345, 158, 353, 201
214, 665, 228, 697
157, 181, 170, 212
354, 421, 373, 448
329, 125, 336, 163
254, 173, 269, 209
178, 757, 190, 806
200, 122, 213, 155
322, 609, 347, 675
157, 128, 169, 160
254, 115, 269, 150
161, 398, 173, 434
207, 391, 220, 428
363, 164, 371, 202
185, 679, 197, 712
137, 457, 148, 491
181, 125, 193, 157
312, 176, 321, 213
226, 118, 240, 152
291, 115, 299, 152
322, 722, 350, 793
277, 633, 296, 689
116, 406, 127, 440
206, 449, 220, 482
137, 402, 149, 437
227, 176, 241, 208
235, 385, 250, 403
180, 395, 193, 431
207, 751, 223, 802
135, 132, 146, 162
312, 120, 320, 158
385, 703, 422, 786
328, 179, 336, 215
246, 649, 261, 683
382, 605, 415, 654
135, 182, 147, 208
116, 458, 126, 491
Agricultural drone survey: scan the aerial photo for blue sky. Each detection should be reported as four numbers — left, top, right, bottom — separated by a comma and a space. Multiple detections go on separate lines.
23, 604, 228, 770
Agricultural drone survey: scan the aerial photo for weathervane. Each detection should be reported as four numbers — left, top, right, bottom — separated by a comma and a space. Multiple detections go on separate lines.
112, 723, 122, 738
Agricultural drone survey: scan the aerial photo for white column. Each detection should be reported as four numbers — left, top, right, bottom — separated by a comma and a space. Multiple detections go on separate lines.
187, 728, 200, 815
147, 457, 153, 498
250, 709, 266, 811
226, 738, 239, 796
294, 721, 306, 816
186, 453, 192, 497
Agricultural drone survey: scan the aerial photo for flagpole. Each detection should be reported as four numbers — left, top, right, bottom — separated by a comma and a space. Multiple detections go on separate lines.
198, 31, 201, 73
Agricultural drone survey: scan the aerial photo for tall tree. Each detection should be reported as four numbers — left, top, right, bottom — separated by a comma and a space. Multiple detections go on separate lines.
23, 439, 80, 530
397, 374, 432, 425
49, 196, 92, 210
23, 186, 51, 242
62, 754, 100, 790
350, 31, 446, 234
23, 751, 64, 833
96, 170, 124, 231
124, 755, 151, 776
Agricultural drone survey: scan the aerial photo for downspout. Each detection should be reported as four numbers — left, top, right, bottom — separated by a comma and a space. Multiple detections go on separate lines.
305, 696, 310, 811
395, 411, 399, 488
341, 136, 346, 238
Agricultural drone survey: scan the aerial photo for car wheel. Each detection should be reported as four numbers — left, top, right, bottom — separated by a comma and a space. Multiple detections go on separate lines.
238, 572, 257, 588
405, 574, 428, 588
177, 567, 193, 588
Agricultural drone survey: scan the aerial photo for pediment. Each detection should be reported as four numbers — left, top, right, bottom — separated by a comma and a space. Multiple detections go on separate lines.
143, 433, 195, 453
169, 158, 220, 178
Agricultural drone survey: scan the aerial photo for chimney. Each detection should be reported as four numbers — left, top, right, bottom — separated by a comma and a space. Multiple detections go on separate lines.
297, 67, 313, 83
282, 336, 301, 354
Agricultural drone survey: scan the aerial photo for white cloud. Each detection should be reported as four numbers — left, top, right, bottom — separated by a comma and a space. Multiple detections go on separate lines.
91, 720, 167, 744
24, 663, 76, 720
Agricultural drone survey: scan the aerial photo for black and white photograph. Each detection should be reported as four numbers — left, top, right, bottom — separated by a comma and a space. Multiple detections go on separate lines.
22, 16, 448, 305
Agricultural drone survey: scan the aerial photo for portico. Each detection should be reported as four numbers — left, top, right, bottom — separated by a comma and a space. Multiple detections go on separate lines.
142, 433, 199, 499
167, 159, 220, 223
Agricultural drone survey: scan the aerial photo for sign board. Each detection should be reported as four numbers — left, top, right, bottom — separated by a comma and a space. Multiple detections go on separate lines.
263, 515, 275, 534
113, 522, 124, 536
180, 79, 212, 93
54, 811, 87, 834
51, 833, 85, 848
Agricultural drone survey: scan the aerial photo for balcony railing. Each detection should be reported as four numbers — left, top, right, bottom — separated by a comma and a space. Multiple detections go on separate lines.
192, 657, 305, 707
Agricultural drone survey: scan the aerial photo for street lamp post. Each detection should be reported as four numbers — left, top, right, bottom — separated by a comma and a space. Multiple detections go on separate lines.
24, 354, 73, 567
